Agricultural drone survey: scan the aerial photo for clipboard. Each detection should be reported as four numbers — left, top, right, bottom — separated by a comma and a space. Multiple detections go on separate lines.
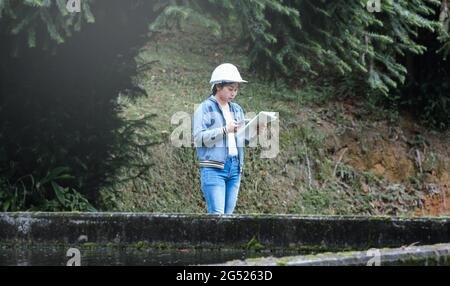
236, 111, 278, 140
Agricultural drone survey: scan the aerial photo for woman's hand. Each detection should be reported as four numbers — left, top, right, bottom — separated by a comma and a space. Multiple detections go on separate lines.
226, 121, 243, 133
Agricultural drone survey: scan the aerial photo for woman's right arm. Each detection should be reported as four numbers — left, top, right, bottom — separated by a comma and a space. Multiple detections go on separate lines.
192, 104, 226, 147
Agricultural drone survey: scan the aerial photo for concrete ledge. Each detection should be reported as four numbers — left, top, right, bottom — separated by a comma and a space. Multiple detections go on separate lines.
220, 243, 450, 266
1, 213, 449, 251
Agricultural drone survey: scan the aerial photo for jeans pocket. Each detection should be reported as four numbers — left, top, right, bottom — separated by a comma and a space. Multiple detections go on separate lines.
201, 167, 217, 182
201, 169, 218, 193
200, 170, 207, 183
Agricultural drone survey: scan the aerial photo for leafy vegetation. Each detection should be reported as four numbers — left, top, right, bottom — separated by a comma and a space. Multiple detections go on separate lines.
0, 1, 448, 213
107, 24, 448, 215
151, 0, 450, 127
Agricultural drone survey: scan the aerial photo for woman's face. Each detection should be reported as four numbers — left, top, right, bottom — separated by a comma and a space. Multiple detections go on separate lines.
216, 83, 239, 103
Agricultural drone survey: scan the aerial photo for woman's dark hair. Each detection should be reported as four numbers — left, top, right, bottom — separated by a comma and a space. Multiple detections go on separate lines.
212, 83, 222, 95
212, 82, 237, 95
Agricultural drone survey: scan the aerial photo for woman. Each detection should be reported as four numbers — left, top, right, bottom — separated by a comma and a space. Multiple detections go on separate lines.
193, 63, 247, 214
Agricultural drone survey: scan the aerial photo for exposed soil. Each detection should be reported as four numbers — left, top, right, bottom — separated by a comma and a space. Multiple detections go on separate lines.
317, 102, 449, 216
416, 191, 450, 216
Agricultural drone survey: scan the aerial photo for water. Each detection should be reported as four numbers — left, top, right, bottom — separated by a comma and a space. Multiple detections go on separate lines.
2, 245, 449, 266
0, 245, 303, 266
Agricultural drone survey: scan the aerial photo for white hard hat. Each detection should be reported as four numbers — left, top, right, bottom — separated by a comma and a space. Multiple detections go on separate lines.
210, 63, 247, 90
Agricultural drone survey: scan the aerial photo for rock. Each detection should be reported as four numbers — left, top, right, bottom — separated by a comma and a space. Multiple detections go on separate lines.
373, 163, 385, 176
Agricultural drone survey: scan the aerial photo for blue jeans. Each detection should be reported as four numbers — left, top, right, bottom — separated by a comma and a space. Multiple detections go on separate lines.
200, 156, 241, 214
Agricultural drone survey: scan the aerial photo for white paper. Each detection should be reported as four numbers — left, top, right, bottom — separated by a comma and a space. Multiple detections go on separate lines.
236, 111, 278, 140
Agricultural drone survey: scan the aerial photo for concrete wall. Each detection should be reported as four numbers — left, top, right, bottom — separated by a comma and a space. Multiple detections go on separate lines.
220, 243, 450, 266
1, 213, 449, 250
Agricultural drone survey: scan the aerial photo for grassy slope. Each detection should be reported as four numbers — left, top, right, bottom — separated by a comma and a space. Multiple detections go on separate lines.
103, 25, 449, 216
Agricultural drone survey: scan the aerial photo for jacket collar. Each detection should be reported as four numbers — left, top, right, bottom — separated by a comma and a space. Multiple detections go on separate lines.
209, 95, 235, 111
208, 95, 218, 104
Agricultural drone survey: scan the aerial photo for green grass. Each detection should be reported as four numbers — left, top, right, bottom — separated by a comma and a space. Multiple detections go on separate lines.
99, 24, 448, 216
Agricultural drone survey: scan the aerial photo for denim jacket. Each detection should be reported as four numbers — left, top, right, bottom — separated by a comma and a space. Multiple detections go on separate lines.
193, 95, 245, 173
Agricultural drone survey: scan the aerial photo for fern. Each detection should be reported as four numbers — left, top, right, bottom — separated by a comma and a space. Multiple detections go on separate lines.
150, 5, 221, 37
1, 0, 95, 50
150, 0, 442, 96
